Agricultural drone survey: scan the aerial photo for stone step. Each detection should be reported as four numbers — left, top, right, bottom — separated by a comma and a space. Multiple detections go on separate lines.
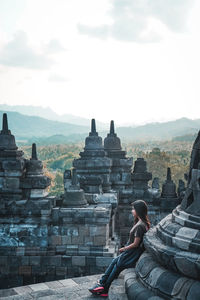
0, 273, 127, 300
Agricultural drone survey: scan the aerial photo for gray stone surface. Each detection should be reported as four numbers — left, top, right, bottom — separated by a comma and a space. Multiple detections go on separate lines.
1, 273, 127, 300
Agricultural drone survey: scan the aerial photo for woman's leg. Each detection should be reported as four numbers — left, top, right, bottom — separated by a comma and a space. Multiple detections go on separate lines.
89, 254, 124, 295
102, 263, 124, 292
99, 257, 119, 285
102, 248, 143, 292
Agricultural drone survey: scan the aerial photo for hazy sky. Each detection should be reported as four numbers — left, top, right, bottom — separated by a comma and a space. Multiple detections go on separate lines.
0, 0, 199, 125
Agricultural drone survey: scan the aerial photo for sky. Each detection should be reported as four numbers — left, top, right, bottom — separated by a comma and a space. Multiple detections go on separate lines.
0, 0, 200, 126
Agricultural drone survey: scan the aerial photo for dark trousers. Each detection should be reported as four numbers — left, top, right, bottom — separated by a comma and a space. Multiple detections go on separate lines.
99, 257, 123, 292
99, 247, 143, 292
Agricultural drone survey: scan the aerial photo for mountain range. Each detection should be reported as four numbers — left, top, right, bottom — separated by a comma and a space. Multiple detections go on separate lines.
0, 110, 89, 139
0, 105, 200, 144
0, 104, 108, 129
117, 118, 200, 141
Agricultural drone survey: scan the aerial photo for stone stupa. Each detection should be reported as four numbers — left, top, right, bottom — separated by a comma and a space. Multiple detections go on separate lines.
104, 120, 133, 245
0, 113, 25, 201
73, 119, 112, 193
160, 167, 180, 211
124, 130, 200, 299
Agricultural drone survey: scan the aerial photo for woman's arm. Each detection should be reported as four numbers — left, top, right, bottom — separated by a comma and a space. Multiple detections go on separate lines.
119, 237, 141, 252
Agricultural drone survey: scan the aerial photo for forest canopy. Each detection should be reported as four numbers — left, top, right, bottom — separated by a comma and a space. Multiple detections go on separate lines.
21, 139, 193, 196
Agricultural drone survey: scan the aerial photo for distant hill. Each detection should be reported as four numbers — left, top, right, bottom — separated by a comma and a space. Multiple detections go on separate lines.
0, 111, 89, 139
0, 104, 108, 129
22, 134, 87, 145
117, 118, 200, 141
172, 133, 197, 142
1, 110, 200, 144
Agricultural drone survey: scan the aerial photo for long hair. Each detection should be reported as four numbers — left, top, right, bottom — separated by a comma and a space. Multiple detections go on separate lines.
132, 200, 150, 230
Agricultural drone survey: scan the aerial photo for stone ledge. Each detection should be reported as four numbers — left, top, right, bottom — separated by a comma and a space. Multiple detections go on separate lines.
0, 273, 127, 300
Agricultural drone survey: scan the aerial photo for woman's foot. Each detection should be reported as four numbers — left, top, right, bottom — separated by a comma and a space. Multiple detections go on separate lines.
88, 283, 105, 295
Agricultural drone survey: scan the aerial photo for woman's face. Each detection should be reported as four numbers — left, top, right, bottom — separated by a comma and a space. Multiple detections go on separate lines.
132, 208, 137, 218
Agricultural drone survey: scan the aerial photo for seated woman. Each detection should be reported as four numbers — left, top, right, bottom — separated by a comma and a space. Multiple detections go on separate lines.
89, 199, 150, 297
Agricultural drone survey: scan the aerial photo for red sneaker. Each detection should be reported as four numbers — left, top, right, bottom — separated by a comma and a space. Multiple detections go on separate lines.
99, 292, 108, 297
89, 283, 105, 295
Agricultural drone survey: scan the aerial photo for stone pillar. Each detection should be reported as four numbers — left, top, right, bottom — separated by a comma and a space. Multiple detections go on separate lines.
63, 168, 88, 207
178, 179, 186, 200
63, 169, 72, 191
0, 113, 25, 201
160, 167, 180, 211
152, 177, 159, 190
132, 158, 152, 198
20, 143, 51, 199
131, 158, 163, 231
73, 119, 112, 193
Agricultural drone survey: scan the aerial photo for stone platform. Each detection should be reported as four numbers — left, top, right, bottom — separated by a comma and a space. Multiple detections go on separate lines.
0, 273, 127, 300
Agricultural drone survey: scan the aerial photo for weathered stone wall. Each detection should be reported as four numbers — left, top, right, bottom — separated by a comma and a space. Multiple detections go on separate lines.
0, 199, 116, 289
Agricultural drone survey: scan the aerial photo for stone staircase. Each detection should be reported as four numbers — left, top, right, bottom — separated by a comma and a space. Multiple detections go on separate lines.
0, 273, 128, 300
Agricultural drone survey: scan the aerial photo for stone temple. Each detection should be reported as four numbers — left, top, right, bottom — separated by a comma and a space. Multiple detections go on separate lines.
0, 114, 117, 288
124, 129, 200, 299
0, 113, 187, 291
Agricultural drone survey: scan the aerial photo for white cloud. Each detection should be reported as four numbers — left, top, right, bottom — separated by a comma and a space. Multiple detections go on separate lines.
0, 31, 54, 69
44, 39, 66, 54
48, 73, 68, 83
77, 24, 109, 40
0, 0, 200, 126
78, 0, 195, 42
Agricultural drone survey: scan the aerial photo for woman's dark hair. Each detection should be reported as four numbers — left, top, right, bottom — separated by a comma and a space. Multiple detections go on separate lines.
132, 200, 150, 230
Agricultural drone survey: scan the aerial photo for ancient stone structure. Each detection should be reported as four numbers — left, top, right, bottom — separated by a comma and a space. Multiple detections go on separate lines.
124, 130, 200, 299
160, 167, 180, 211
0, 114, 53, 288
0, 114, 117, 289
21, 143, 51, 199
178, 179, 186, 200
104, 120, 133, 198
152, 177, 159, 190
63, 168, 88, 207
0, 113, 25, 201
72, 119, 118, 240
72, 120, 179, 246
73, 119, 112, 194
132, 157, 152, 199
0, 114, 189, 293
104, 120, 133, 245
131, 158, 163, 229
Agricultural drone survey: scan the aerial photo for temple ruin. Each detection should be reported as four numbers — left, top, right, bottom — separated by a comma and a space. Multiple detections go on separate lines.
0, 113, 185, 290
124, 128, 200, 299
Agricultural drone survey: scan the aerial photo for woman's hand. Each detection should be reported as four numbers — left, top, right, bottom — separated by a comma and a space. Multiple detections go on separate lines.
119, 247, 126, 253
